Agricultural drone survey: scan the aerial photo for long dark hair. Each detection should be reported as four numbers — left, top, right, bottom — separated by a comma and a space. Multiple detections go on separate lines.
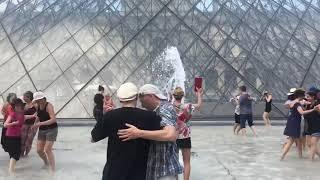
98, 85, 104, 92
23, 91, 33, 102
94, 94, 104, 108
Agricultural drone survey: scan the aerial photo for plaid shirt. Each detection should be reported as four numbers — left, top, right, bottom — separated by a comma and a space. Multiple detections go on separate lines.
146, 101, 183, 180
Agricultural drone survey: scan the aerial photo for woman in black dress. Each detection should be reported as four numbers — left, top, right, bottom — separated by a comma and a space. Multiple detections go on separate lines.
262, 91, 272, 127
281, 89, 317, 160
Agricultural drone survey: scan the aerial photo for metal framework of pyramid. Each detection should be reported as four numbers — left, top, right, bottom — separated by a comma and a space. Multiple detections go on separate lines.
0, 0, 319, 118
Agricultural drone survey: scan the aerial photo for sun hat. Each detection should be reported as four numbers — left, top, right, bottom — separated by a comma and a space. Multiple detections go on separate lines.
173, 87, 184, 97
294, 88, 306, 97
33, 91, 46, 102
139, 84, 167, 100
287, 88, 297, 96
117, 82, 138, 102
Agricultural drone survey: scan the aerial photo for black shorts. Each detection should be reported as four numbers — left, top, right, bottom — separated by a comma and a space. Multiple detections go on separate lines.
234, 114, 240, 124
240, 114, 254, 129
176, 137, 191, 149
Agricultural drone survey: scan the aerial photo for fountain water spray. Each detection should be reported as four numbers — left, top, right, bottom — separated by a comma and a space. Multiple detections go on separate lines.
151, 46, 186, 100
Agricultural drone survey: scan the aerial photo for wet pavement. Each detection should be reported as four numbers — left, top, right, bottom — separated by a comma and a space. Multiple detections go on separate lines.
1, 126, 320, 180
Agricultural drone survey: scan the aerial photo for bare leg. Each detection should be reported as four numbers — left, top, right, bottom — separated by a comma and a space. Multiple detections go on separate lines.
310, 137, 317, 161
266, 113, 271, 126
20, 125, 28, 157
182, 148, 191, 180
281, 138, 294, 160
44, 141, 55, 174
241, 128, 247, 136
25, 126, 37, 156
295, 139, 303, 158
263, 112, 269, 127
236, 125, 241, 135
37, 140, 48, 166
249, 126, 257, 137
8, 158, 16, 176
233, 123, 237, 134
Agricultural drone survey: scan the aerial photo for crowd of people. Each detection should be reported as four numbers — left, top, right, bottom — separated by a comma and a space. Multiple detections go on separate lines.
281, 87, 320, 161
2, 82, 320, 179
1, 91, 58, 175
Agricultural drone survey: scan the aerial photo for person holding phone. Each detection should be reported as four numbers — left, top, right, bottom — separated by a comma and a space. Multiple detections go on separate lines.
172, 86, 203, 180
262, 91, 272, 127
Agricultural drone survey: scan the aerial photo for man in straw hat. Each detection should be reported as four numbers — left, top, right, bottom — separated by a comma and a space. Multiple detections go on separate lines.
91, 82, 162, 180
118, 84, 183, 180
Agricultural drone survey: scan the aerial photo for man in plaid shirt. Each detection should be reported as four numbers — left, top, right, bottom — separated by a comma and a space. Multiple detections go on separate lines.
118, 84, 183, 180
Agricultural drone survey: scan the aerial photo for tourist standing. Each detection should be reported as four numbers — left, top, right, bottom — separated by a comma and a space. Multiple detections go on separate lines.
91, 82, 162, 180
171, 87, 202, 180
32, 92, 58, 174
3, 98, 25, 175
262, 91, 272, 127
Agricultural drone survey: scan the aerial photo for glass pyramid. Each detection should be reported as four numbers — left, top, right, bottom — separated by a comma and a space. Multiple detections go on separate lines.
0, 0, 319, 118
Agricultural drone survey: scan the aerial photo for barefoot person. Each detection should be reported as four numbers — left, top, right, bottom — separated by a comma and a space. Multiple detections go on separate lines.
230, 95, 241, 134
262, 91, 272, 127
118, 84, 183, 180
304, 91, 320, 160
32, 92, 58, 173
238, 86, 257, 136
1, 93, 17, 152
3, 98, 25, 175
91, 82, 162, 180
171, 87, 202, 180
281, 89, 316, 160
21, 91, 37, 157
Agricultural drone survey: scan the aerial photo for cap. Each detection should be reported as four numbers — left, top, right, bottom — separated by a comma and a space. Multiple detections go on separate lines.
33, 91, 46, 102
139, 84, 167, 100
117, 82, 138, 102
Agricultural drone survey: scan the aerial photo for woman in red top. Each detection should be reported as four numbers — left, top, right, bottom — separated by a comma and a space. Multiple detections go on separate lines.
4, 98, 25, 175
1, 93, 17, 152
